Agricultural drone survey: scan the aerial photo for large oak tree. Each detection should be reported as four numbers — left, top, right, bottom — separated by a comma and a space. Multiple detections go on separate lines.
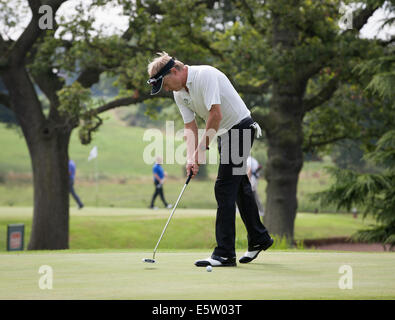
0, 0, 392, 249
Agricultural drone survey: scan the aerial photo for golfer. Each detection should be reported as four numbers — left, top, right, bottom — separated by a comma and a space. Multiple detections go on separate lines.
147, 52, 273, 267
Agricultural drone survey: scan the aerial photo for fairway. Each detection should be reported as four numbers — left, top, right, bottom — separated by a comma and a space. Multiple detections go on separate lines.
0, 250, 394, 300
0, 207, 378, 251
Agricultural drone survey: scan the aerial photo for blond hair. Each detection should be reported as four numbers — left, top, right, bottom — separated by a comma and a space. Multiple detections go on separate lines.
147, 51, 184, 77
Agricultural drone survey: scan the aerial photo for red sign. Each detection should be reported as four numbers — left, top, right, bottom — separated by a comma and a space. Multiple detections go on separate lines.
10, 231, 22, 249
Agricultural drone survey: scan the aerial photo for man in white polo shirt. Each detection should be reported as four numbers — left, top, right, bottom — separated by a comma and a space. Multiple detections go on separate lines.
147, 52, 273, 267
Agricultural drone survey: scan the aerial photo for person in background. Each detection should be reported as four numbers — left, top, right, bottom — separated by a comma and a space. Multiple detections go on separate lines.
247, 155, 264, 217
150, 156, 172, 209
69, 159, 84, 209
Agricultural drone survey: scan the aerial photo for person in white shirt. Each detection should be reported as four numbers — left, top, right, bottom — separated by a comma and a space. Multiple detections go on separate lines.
247, 156, 264, 217
146, 52, 273, 267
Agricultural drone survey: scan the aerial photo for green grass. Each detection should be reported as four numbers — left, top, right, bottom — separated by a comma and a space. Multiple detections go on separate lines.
0, 250, 394, 299
0, 109, 339, 212
0, 175, 338, 211
0, 110, 219, 179
1, 105, 391, 300
0, 167, 338, 212
0, 207, 376, 252
1, 207, 391, 300
294, 213, 373, 239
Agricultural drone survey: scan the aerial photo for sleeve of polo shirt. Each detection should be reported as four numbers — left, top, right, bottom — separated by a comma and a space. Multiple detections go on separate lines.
174, 92, 195, 124
200, 68, 221, 111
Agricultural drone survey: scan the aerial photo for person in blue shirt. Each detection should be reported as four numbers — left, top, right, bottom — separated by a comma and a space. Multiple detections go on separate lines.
69, 159, 84, 209
150, 156, 172, 209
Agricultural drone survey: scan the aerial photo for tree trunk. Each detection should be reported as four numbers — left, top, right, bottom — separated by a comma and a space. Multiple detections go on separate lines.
261, 7, 305, 243
3, 66, 72, 250
28, 130, 71, 250
263, 85, 304, 243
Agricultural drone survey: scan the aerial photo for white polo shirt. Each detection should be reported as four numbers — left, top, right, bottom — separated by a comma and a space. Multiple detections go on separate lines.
173, 65, 251, 132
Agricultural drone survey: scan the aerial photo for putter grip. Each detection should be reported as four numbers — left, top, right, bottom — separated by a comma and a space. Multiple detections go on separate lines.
185, 171, 193, 185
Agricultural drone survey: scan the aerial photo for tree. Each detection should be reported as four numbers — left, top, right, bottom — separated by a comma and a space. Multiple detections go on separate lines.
1, 0, 392, 249
0, 0, 155, 249
315, 130, 395, 249
132, 0, 393, 242
0, 0, 219, 250
218, 0, 391, 241
1, 0, 74, 249
314, 29, 395, 249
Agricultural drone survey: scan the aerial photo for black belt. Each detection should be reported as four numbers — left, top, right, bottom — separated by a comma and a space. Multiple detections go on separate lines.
230, 117, 262, 138
231, 117, 254, 129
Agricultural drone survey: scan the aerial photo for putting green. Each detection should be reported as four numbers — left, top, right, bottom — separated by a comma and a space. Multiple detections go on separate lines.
0, 250, 394, 299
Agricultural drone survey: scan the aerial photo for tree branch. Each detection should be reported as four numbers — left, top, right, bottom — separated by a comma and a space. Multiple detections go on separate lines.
188, 32, 225, 61
10, 0, 67, 66
339, 1, 385, 37
300, 2, 384, 115
250, 110, 270, 133
0, 33, 9, 52
235, 0, 266, 35
25, 4, 70, 66
244, 0, 258, 24
88, 92, 153, 116
302, 134, 348, 152
76, 19, 141, 89
297, 50, 338, 83
378, 36, 395, 47
0, 33, 13, 72
142, 0, 216, 16
33, 70, 63, 104
302, 76, 339, 114
234, 81, 271, 95
77, 67, 105, 88
353, 3, 383, 32
0, 92, 11, 108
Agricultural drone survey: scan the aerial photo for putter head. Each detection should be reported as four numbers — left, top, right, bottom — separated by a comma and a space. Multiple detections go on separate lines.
143, 258, 156, 263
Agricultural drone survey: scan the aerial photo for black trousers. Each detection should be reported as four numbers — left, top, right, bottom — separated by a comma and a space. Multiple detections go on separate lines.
213, 117, 270, 258
150, 180, 168, 207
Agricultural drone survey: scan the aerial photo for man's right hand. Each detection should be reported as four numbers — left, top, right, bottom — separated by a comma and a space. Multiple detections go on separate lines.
186, 163, 199, 179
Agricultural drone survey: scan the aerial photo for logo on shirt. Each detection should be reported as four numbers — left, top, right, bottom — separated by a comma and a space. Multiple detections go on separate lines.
183, 98, 190, 106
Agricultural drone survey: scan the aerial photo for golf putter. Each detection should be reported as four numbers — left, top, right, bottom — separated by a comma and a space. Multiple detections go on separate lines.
143, 171, 193, 263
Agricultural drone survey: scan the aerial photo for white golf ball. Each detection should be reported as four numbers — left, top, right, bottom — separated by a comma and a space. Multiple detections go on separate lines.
206, 265, 212, 272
